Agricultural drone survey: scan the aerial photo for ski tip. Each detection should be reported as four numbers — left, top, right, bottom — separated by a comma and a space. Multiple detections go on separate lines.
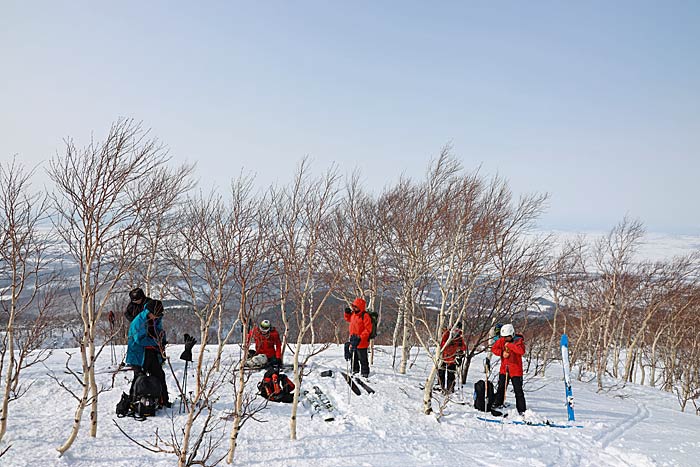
560, 334, 569, 346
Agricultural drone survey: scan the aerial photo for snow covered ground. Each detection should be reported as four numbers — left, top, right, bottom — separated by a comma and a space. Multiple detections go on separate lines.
3, 344, 699, 466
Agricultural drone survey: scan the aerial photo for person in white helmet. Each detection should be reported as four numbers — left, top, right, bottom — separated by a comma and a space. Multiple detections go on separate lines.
491, 323, 527, 415
245, 319, 282, 369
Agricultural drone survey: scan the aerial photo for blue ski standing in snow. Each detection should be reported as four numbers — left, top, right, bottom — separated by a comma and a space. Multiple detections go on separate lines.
560, 334, 575, 421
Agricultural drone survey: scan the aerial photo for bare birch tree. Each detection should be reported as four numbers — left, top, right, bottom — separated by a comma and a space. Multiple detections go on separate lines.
127, 163, 196, 297
225, 178, 276, 464
401, 155, 549, 415
0, 159, 57, 450
377, 176, 437, 375
324, 171, 388, 359
269, 159, 341, 440
48, 119, 169, 455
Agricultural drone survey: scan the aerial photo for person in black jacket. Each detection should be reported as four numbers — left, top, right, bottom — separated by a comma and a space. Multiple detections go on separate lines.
125, 287, 152, 322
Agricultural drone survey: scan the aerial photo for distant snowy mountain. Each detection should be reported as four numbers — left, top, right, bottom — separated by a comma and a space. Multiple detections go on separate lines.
544, 230, 700, 262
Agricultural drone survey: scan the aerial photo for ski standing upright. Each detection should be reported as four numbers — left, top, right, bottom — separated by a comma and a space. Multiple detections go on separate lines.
560, 333, 575, 421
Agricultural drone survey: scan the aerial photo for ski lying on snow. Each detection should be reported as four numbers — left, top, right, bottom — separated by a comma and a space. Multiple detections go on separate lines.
312, 386, 338, 412
353, 377, 375, 394
302, 387, 336, 422
476, 415, 583, 429
340, 371, 362, 395
240, 363, 298, 373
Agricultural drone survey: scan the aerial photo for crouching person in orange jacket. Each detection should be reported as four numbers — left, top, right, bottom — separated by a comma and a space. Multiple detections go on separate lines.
245, 319, 282, 369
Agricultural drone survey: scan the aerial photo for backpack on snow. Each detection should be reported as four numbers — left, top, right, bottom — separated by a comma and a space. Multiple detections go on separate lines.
473, 379, 494, 412
257, 368, 295, 403
132, 373, 162, 418
365, 310, 379, 340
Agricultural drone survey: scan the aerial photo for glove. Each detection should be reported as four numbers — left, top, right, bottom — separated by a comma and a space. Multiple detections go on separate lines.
180, 333, 197, 362
349, 334, 360, 350
344, 341, 352, 361
344, 307, 352, 314
503, 344, 510, 359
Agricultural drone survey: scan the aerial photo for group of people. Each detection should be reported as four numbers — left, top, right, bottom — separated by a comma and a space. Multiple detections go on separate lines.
438, 321, 527, 415
124, 288, 526, 414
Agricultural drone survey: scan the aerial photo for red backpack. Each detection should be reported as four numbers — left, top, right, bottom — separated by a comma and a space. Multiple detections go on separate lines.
258, 369, 295, 402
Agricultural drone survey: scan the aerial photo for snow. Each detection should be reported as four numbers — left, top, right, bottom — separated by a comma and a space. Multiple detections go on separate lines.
544, 230, 700, 263
3, 344, 700, 466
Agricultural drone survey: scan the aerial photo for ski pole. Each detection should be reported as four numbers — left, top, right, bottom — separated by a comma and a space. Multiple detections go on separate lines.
485, 356, 490, 411
504, 369, 510, 406
108, 310, 117, 366
346, 354, 352, 404
180, 361, 188, 414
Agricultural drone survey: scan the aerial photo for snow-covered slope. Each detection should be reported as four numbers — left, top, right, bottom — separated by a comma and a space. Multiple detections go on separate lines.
3, 345, 699, 466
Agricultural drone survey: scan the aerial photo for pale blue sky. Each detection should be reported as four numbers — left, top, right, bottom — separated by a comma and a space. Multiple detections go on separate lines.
2, 1, 699, 233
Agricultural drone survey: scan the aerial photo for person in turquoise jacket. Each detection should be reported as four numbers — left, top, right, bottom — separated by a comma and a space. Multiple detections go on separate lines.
126, 299, 170, 407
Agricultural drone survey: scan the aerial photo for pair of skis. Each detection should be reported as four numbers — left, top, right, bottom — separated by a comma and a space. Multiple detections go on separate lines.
302, 386, 337, 422
340, 371, 375, 395
561, 334, 576, 422
476, 415, 583, 429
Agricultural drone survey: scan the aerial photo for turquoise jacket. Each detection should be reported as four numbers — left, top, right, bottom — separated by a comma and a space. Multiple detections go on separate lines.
125, 307, 165, 367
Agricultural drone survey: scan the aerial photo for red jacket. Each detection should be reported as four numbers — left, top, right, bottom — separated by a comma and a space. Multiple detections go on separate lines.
247, 327, 282, 359
344, 310, 372, 349
491, 334, 525, 377
440, 329, 466, 364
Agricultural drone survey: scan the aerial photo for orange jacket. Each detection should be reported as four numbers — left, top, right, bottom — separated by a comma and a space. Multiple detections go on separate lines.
247, 327, 282, 359
491, 334, 525, 377
344, 310, 372, 349
440, 329, 466, 364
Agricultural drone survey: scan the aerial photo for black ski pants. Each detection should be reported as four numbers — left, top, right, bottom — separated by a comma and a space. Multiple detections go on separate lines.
438, 362, 457, 392
494, 373, 526, 414
351, 347, 370, 377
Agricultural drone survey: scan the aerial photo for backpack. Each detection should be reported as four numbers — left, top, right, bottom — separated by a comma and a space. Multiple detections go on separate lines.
257, 368, 295, 403
365, 310, 379, 340
132, 373, 162, 418
473, 379, 494, 412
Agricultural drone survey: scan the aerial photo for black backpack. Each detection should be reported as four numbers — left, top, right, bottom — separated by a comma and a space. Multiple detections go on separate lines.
473, 379, 494, 412
365, 310, 379, 340
132, 374, 162, 418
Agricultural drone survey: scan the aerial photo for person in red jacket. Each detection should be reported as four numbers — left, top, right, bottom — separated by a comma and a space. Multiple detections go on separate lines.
438, 322, 467, 393
344, 297, 373, 378
491, 323, 527, 414
245, 320, 282, 368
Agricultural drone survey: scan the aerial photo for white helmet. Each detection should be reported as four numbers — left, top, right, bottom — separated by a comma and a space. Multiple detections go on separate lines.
500, 323, 515, 337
